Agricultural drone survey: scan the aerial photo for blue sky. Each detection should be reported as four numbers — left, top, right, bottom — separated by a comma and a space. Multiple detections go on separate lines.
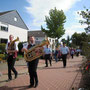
0, 0, 90, 39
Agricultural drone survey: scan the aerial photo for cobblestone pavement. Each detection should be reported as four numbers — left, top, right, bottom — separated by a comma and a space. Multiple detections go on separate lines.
0, 56, 83, 90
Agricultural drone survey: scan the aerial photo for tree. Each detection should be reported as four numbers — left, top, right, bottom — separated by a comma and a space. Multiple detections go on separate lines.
61, 38, 66, 43
66, 35, 71, 46
71, 32, 88, 49
41, 7, 66, 46
78, 7, 90, 33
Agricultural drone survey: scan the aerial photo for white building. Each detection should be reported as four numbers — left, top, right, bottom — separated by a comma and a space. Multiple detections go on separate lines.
28, 30, 56, 51
0, 10, 28, 43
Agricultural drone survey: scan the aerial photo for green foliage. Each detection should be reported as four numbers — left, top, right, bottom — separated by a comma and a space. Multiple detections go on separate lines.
61, 38, 67, 43
0, 54, 5, 59
0, 43, 6, 53
41, 7, 66, 39
18, 42, 24, 55
66, 35, 71, 46
61, 36, 71, 47
82, 35, 90, 60
71, 32, 88, 49
78, 7, 90, 33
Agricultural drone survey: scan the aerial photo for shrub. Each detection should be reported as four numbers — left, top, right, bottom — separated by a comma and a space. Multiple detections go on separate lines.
0, 54, 5, 60
18, 42, 24, 55
82, 35, 90, 60
0, 43, 6, 54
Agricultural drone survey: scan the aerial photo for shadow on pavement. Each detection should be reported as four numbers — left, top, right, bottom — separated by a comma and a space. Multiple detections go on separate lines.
15, 65, 26, 66
38, 66, 64, 70
69, 60, 81, 63
66, 69, 80, 73
0, 80, 7, 83
0, 85, 29, 90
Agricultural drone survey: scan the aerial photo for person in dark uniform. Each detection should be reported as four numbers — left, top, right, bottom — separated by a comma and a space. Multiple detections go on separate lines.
22, 36, 39, 88
6, 35, 18, 81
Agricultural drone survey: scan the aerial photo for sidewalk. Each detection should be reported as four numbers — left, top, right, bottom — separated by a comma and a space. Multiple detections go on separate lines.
0, 56, 82, 90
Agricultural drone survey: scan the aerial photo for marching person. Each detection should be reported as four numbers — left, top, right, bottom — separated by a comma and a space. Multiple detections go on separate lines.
22, 36, 40, 88
44, 44, 52, 67
60, 42, 69, 68
70, 47, 75, 59
6, 35, 18, 81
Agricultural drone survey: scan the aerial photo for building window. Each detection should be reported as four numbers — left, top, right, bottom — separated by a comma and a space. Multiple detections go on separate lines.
1, 26, 8, 32
0, 38, 8, 43
14, 17, 18, 22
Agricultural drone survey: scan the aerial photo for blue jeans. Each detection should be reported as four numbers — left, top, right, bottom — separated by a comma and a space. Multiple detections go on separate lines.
54, 55, 58, 62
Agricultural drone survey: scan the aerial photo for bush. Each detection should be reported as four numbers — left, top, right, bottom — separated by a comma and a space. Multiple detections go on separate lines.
0, 43, 6, 54
82, 36, 90, 60
18, 42, 24, 55
0, 54, 6, 60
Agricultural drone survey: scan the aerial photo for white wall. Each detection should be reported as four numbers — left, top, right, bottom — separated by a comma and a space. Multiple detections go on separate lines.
48, 37, 56, 51
0, 22, 28, 42
0, 22, 9, 39
9, 25, 27, 42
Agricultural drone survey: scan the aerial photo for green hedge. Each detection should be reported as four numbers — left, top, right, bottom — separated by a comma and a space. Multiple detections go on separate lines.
18, 42, 24, 55
0, 43, 6, 54
0, 54, 5, 59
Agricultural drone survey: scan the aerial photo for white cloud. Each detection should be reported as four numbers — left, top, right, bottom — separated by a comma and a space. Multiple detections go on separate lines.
25, 0, 81, 30
74, 10, 85, 21
60, 9, 88, 40
61, 23, 86, 40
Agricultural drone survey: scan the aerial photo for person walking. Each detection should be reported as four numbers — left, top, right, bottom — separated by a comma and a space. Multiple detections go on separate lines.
70, 47, 75, 59
6, 35, 18, 81
60, 42, 69, 68
44, 45, 52, 67
22, 36, 40, 88
54, 48, 58, 62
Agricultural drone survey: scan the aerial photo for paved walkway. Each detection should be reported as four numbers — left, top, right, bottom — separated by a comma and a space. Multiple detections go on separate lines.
0, 56, 83, 90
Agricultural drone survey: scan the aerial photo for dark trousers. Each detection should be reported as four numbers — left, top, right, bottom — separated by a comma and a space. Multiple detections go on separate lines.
71, 54, 74, 59
45, 54, 52, 66
28, 59, 39, 85
62, 54, 67, 67
76, 52, 79, 57
7, 55, 17, 79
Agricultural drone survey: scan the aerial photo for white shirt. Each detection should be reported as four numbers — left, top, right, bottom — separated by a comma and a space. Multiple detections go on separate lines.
60, 46, 69, 54
6, 42, 18, 51
23, 43, 35, 50
44, 47, 51, 54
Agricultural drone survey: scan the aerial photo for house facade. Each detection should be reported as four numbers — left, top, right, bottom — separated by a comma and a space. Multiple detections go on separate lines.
0, 10, 28, 43
28, 30, 56, 51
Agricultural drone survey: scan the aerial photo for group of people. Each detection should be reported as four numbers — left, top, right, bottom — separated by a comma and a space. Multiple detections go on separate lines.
54, 45, 81, 62
44, 42, 70, 68
6, 34, 80, 88
6, 35, 39, 88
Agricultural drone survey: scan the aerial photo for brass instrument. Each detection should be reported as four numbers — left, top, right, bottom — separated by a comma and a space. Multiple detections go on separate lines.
9, 37, 19, 47
8, 37, 19, 57
24, 39, 49, 62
